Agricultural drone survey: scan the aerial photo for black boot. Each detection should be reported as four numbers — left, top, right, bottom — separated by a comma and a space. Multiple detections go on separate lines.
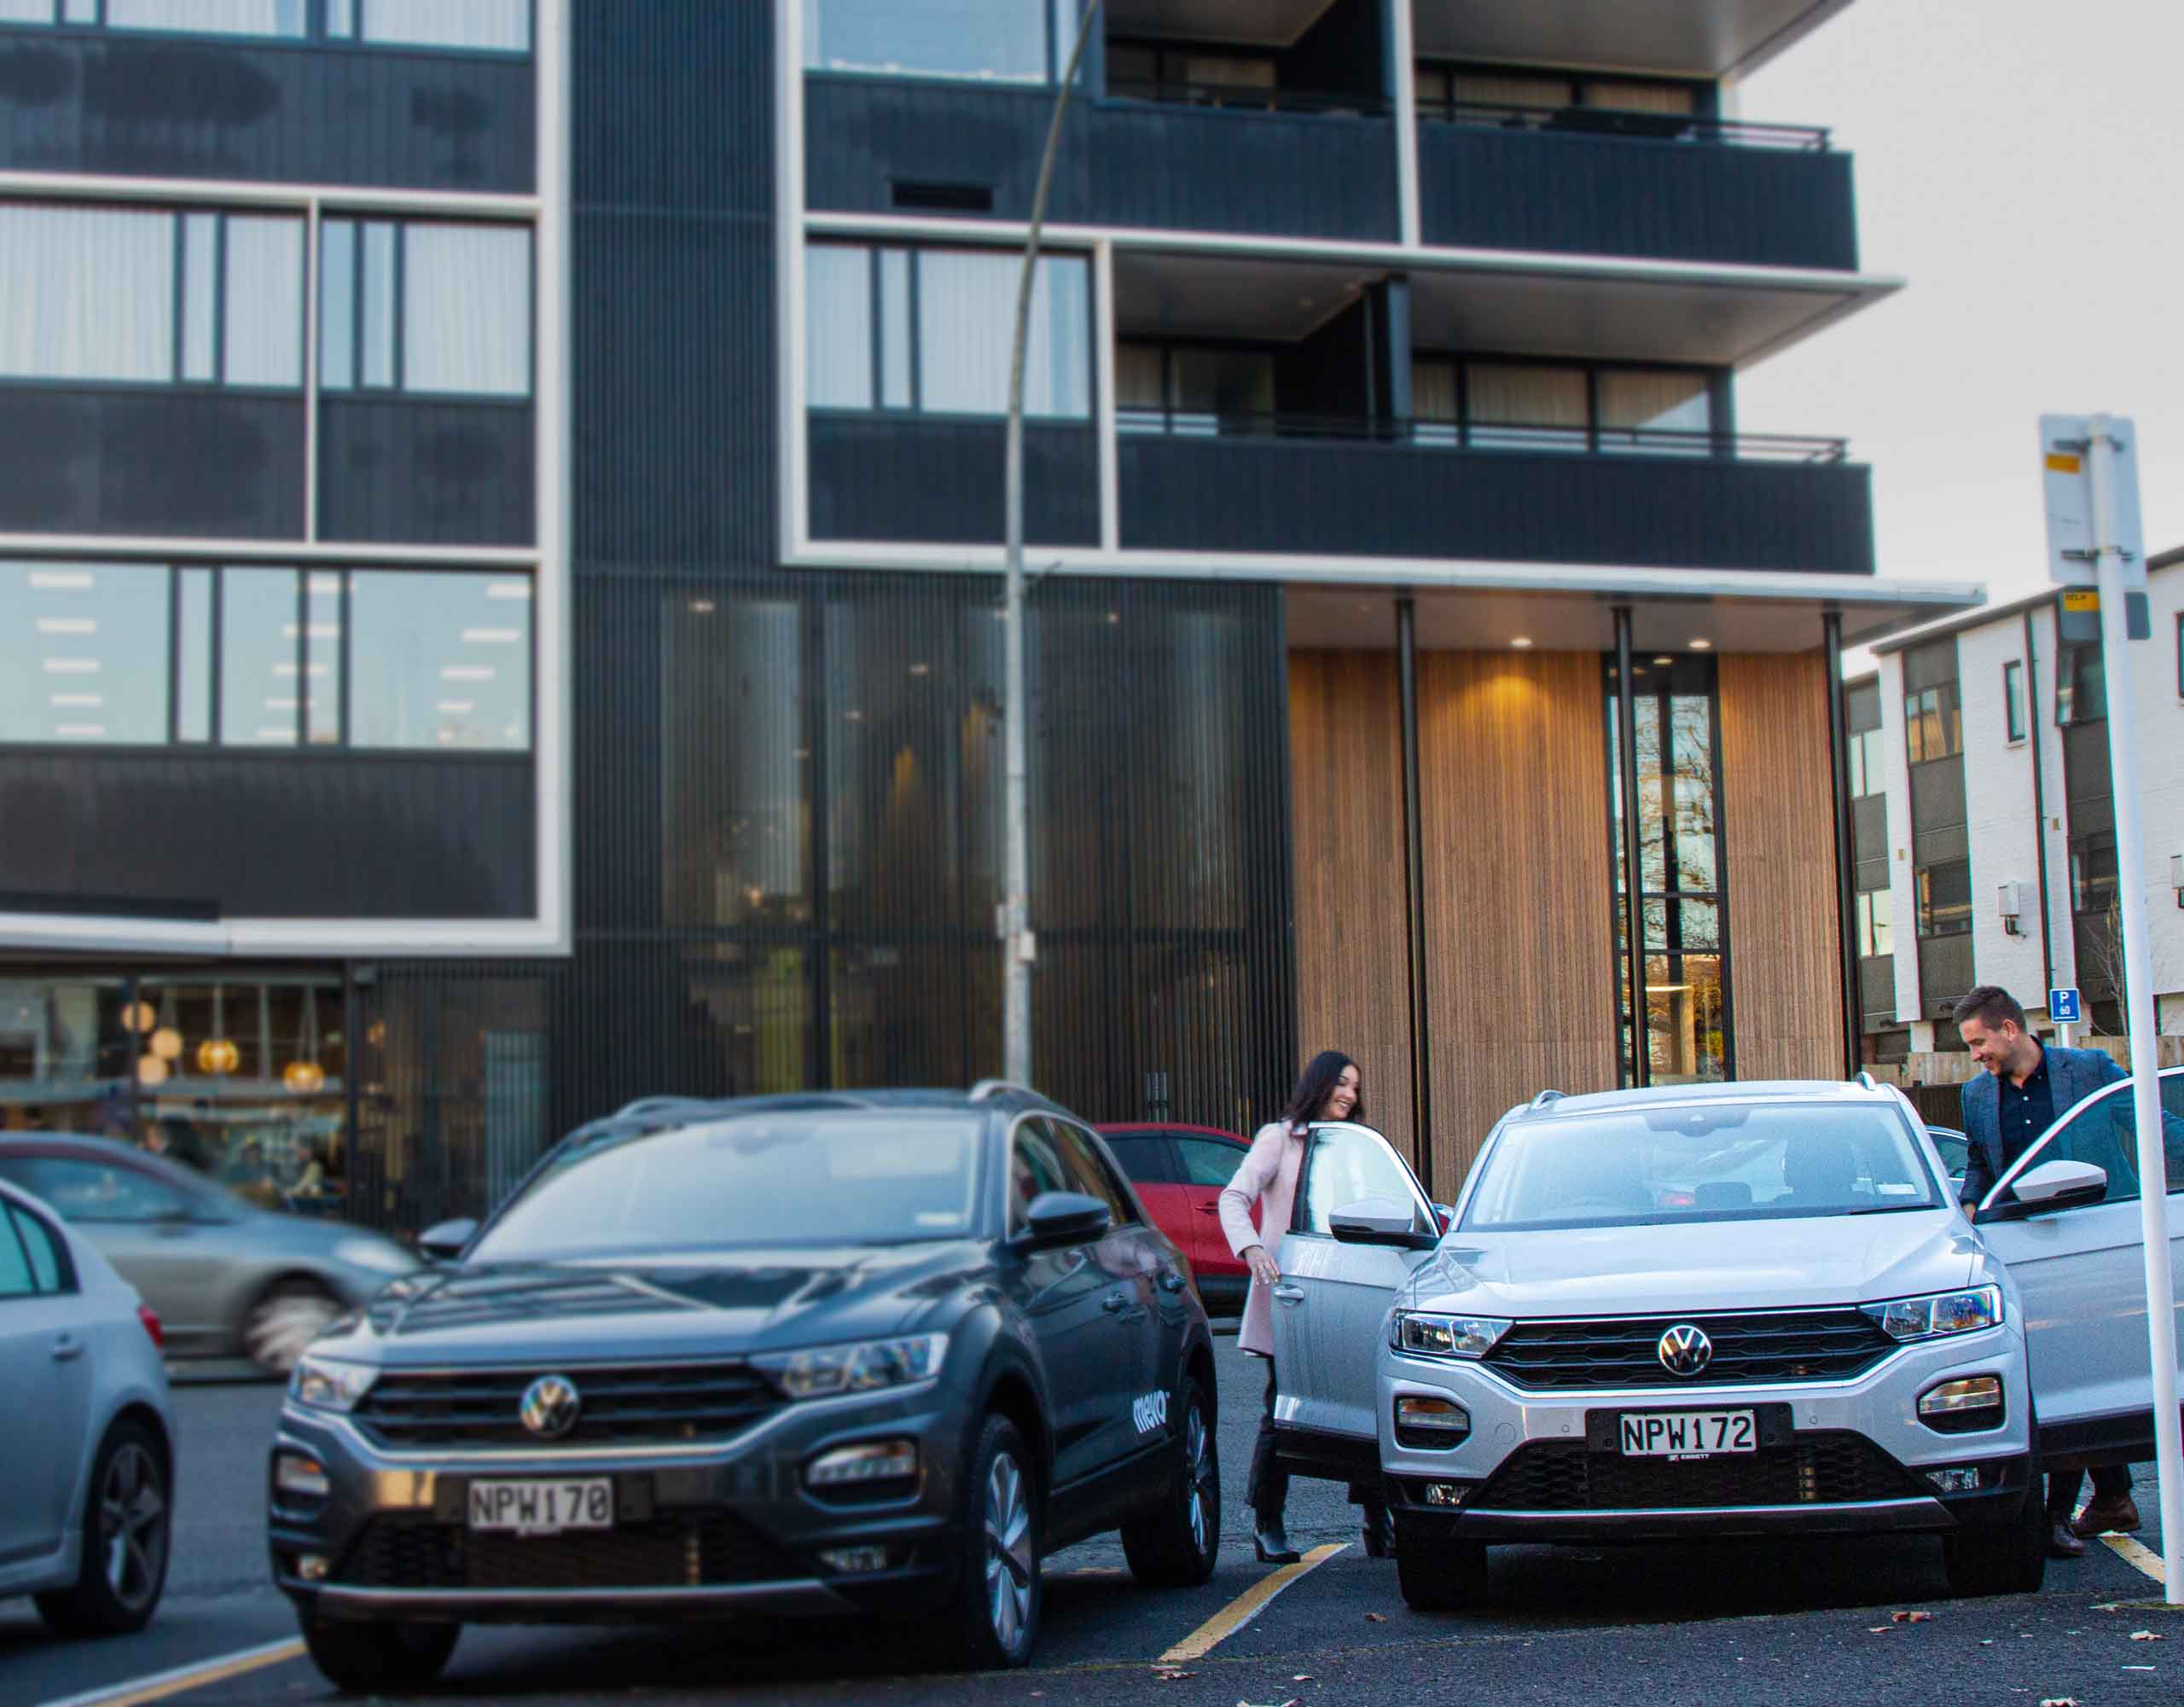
1252, 1514, 1301, 1565
1360, 1501, 1394, 1559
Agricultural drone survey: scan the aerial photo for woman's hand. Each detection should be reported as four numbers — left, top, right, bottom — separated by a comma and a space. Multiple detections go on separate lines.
1244, 1245, 1280, 1287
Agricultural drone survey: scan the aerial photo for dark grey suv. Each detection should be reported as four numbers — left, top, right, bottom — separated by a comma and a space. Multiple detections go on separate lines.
267, 1086, 1219, 1690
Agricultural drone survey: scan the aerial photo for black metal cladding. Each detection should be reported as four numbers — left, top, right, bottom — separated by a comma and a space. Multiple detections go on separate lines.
1119, 438, 1877, 575
1418, 123, 1858, 271
1484, 1310, 1896, 1391
807, 415, 1099, 545
0, 32, 532, 192
805, 77, 1400, 242
0, 387, 303, 537
319, 399, 536, 547
0, 752, 531, 921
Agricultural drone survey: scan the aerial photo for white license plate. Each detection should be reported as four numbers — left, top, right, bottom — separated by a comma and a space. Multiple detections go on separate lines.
1617, 1410, 1756, 1459
466, 1478, 613, 1536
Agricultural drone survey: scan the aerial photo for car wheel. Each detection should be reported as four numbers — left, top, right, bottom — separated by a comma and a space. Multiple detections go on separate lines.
301, 1617, 459, 1694
35, 1418, 171, 1638
1121, 1374, 1220, 1588
1394, 1521, 1488, 1613
242, 1280, 344, 1376
943, 1414, 1041, 1669
1942, 1466, 2047, 1598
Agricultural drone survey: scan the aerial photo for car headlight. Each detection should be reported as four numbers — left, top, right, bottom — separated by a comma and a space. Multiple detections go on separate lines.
288, 1354, 379, 1413
754, 1334, 949, 1400
1860, 1284, 2001, 1342
1391, 1312, 1512, 1360
333, 1236, 419, 1276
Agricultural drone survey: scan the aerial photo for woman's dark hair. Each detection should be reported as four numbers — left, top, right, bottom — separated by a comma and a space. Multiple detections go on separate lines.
1281, 1050, 1362, 1130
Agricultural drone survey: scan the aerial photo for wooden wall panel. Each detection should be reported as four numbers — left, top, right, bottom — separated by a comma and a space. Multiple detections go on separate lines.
1418, 652, 1618, 1199
1720, 652, 1848, 1080
1287, 651, 1416, 1163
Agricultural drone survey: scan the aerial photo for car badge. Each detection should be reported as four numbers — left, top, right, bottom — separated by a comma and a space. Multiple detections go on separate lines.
520, 1373, 583, 1439
1657, 1324, 1713, 1378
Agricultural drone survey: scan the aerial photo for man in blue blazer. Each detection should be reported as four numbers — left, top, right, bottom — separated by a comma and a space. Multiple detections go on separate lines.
1951, 984, 2135, 1556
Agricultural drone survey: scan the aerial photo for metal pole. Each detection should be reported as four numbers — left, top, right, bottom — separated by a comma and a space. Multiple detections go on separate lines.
2087, 415, 2183, 1602
1396, 598, 1433, 1197
1823, 613, 1861, 1076
1002, 1, 1101, 1087
2023, 607, 2057, 1018
1613, 608, 1648, 1087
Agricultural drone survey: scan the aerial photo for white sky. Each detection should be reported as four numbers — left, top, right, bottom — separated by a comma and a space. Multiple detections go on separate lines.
1734, 0, 2184, 609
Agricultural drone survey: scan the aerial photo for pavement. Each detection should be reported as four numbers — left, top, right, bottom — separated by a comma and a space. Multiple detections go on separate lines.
3, 1340, 2176, 1707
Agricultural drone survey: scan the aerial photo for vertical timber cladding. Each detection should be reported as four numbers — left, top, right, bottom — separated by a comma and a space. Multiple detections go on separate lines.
1287, 651, 1418, 1163
1718, 653, 1848, 1079
1420, 652, 1618, 1199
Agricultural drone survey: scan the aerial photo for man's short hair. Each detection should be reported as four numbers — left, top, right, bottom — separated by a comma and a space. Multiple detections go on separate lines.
1952, 984, 2027, 1032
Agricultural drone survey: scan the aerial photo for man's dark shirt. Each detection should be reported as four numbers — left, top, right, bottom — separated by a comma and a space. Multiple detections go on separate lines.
1995, 1046, 2055, 1175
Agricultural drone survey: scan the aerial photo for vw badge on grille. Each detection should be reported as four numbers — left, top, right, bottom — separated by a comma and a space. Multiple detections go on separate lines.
1657, 1324, 1712, 1377
520, 1374, 582, 1439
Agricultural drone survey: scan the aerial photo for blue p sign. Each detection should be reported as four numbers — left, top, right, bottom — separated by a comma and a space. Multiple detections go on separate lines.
2048, 987, 2082, 1025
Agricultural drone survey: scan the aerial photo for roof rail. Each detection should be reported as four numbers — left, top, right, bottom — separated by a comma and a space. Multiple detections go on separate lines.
1853, 1070, 1879, 1090
612, 1096, 722, 1120
969, 1078, 1036, 1103
1527, 1089, 1566, 1110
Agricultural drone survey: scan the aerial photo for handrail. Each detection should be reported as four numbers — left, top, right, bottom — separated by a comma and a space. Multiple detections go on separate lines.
1420, 98, 1830, 153
1104, 78, 1391, 118
1115, 405, 1850, 464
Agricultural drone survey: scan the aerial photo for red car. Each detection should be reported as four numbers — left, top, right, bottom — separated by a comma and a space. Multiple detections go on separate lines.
1098, 1123, 1257, 1316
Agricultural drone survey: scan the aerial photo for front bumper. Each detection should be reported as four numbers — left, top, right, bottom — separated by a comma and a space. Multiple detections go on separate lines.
268, 1380, 972, 1625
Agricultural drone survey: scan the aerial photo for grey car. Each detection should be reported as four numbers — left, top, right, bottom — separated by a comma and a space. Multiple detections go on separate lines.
0, 1135, 418, 1374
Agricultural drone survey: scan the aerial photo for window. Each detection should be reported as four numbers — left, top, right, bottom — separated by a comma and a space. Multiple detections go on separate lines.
0, 1154, 190, 1222
0, 1206, 32, 1298
1101, 1133, 1176, 1186
7, 1202, 71, 1293
1464, 362, 1588, 452
1106, 40, 1283, 108
1856, 888, 1893, 959
1903, 682, 1962, 763
804, 0, 1054, 84
2000, 1075, 2184, 1208
7, 0, 528, 51
0, 203, 302, 388
2175, 612, 2183, 700
321, 218, 531, 398
106, 0, 304, 36
2071, 831, 2117, 916
1117, 343, 1275, 435
1848, 727, 1885, 797
1051, 1122, 1138, 1225
1596, 369, 1712, 455
2056, 642, 2106, 725
1915, 859, 1972, 938
1410, 359, 1714, 455
804, 243, 1090, 420
0, 562, 171, 744
1298, 1124, 1429, 1237
350, 570, 531, 750
1008, 1118, 1071, 1232
2003, 659, 2026, 743
1415, 63, 1705, 126
327, 0, 530, 51
1174, 1136, 1245, 1188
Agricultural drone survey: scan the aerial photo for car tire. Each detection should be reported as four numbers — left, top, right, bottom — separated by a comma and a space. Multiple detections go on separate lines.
1941, 1465, 2048, 1599
1394, 1523, 1488, 1613
1121, 1374, 1221, 1588
301, 1617, 459, 1694
34, 1417, 171, 1638
241, 1279, 344, 1376
943, 1414, 1042, 1669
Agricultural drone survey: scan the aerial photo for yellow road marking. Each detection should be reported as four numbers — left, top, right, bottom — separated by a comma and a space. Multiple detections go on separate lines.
36, 1638, 306, 1707
1159, 1542, 1347, 1663
2101, 1533, 2169, 1585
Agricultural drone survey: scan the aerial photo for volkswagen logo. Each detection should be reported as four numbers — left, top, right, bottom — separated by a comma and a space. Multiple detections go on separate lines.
1657, 1324, 1713, 1378
519, 1374, 583, 1439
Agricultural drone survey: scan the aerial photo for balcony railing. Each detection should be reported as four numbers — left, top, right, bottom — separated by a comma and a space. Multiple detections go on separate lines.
1115, 407, 1849, 463
1103, 79, 1392, 118
1419, 99, 1830, 153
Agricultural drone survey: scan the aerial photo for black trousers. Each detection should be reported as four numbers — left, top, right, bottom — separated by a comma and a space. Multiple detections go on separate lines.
2047, 1462, 2134, 1519
1246, 1356, 1385, 1524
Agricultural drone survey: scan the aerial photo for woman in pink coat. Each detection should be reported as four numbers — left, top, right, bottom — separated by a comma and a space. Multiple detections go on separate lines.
1219, 1049, 1391, 1564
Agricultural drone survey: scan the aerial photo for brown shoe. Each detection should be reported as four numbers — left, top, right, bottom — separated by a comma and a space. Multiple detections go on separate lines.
2048, 1520, 2087, 1559
2071, 1495, 2141, 1538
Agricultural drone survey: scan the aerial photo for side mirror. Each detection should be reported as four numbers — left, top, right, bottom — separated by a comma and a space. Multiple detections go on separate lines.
1976, 1158, 2107, 1223
1017, 1191, 1112, 1249
416, 1216, 479, 1262
1433, 1203, 1455, 1234
1328, 1196, 1438, 1251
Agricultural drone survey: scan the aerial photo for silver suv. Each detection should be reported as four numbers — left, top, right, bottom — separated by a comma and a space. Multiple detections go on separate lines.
1269, 1084, 2050, 1609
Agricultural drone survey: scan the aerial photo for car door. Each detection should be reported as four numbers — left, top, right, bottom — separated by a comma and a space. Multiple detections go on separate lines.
1101, 1130, 1193, 1268
1269, 1120, 1439, 1466
1051, 1120, 1175, 1468
0, 1198, 93, 1571
1171, 1131, 1255, 1292
1978, 1070, 2184, 1437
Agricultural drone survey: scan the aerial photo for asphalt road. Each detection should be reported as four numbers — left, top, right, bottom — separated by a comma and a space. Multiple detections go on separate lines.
3, 1343, 2175, 1707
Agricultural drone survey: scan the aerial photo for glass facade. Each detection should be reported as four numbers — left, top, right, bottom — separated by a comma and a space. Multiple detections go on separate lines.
321, 218, 532, 398
3, 0, 530, 50
803, 0, 1055, 84
1412, 358, 1714, 452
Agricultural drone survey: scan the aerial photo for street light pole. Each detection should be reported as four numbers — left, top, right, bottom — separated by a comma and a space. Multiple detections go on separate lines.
1002, 0, 1100, 1087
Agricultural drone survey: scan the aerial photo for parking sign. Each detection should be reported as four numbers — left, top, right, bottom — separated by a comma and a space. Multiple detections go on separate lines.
2048, 986, 2082, 1025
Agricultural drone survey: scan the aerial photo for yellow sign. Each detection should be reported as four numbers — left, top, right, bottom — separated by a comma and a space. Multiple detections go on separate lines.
2063, 589, 2099, 612
2046, 451, 2083, 474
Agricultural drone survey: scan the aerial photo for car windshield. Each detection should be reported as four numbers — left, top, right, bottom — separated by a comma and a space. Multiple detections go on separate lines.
468, 1112, 986, 1261
1461, 1102, 1941, 1232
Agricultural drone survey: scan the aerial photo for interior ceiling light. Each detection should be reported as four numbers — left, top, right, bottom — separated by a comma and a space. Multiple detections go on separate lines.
1510, 636, 1534, 648
1688, 637, 1713, 650
29, 569, 94, 589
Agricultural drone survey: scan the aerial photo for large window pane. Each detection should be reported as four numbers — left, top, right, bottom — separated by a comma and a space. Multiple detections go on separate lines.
804, 0, 1048, 84
403, 224, 530, 397
1598, 369, 1711, 454
1915, 859, 1972, 938
220, 567, 300, 748
223, 215, 304, 387
107, 0, 306, 37
915, 251, 1089, 418
1168, 346, 1274, 434
0, 205, 174, 383
805, 244, 873, 409
350, 571, 531, 750
303, 572, 342, 746
0, 562, 169, 745
358, 0, 529, 51
177, 567, 212, 742
1466, 362, 1587, 451
361, 221, 396, 389
181, 212, 218, 383
0, 1, 51, 21
320, 218, 356, 391
878, 247, 913, 409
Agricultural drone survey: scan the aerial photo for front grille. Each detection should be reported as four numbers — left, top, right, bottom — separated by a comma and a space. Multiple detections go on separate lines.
334, 1512, 802, 1591
1484, 1310, 1895, 1391
1470, 1434, 1920, 1512
353, 1363, 781, 1449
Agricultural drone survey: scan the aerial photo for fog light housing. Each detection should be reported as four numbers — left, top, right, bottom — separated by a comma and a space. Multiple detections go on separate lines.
1918, 1375, 2005, 1433
817, 1545, 894, 1575
806, 1440, 919, 1490
1395, 1395, 1471, 1450
1925, 1466, 1984, 1494
298, 1553, 330, 1582
274, 1452, 330, 1500
1423, 1481, 1471, 1507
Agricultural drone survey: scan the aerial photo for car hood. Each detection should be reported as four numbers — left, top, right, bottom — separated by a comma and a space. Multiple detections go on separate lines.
324, 1241, 987, 1367
1402, 1211, 1979, 1318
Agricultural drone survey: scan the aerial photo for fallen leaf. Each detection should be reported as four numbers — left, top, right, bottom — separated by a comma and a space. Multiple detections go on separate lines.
1891, 1610, 1933, 1624
2040, 1698, 2081, 1705
1980, 1640, 1995, 1646
2130, 1631, 2168, 1641
1867, 1627, 1891, 1634
1364, 1611, 1387, 1623
1152, 1669, 1196, 1682
1292, 1677, 1314, 1684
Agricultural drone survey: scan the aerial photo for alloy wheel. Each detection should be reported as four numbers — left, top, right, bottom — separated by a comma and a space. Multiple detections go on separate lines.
983, 1451, 1034, 1652
99, 1442, 166, 1613
1185, 1403, 1214, 1555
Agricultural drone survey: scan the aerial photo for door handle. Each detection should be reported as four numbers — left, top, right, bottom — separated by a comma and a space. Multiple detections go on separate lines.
1101, 1292, 1129, 1313
53, 1334, 84, 1362
1271, 1286, 1306, 1304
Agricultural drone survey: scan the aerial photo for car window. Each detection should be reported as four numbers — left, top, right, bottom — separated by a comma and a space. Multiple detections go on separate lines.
8, 1204, 71, 1294
1050, 1121, 1141, 1227
1298, 1123, 1432, 1237
0, 1155, 190, 1223
1999, 1073, 2184, 1210
1008, 1119, 1073, 1234
1103, 1134, 1177, 1186
1175, 1136, 1246, 1188
0, 1209, 35, 1300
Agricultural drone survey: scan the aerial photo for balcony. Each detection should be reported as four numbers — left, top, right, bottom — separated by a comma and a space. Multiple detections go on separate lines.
807, 413, 1099, 547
